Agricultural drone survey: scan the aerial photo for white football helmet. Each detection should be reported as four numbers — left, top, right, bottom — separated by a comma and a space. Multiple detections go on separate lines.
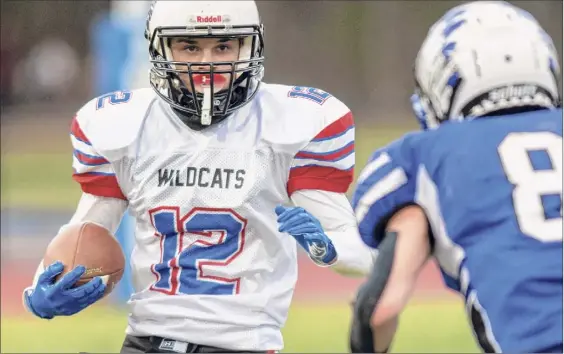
411, 1, 561, 130
145, 0, 265, 128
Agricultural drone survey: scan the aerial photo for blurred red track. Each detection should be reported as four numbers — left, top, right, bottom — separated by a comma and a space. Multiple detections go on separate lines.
1, 258, 453, 316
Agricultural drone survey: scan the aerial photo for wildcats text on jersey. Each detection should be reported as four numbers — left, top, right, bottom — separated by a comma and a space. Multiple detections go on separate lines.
157, 167, 246, 189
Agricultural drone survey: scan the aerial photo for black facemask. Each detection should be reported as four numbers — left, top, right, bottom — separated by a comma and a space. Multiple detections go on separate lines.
146, 24, 265, 130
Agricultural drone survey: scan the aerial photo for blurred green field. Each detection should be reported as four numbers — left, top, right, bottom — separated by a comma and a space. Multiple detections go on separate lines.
1, 302, 478, 353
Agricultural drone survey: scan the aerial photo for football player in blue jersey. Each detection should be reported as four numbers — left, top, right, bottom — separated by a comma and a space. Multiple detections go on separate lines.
349, 1, 563, 353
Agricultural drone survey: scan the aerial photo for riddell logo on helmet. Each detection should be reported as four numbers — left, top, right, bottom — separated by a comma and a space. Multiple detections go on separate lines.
191, 15, 231, 23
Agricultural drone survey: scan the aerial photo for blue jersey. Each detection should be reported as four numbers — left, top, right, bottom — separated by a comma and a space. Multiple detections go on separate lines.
353, 109, 563, 353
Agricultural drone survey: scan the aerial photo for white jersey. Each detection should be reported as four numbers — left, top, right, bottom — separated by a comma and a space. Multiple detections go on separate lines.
70, 83, 355, 350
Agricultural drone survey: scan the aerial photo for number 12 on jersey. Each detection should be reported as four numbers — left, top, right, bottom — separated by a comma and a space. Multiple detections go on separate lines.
498, 132, 562, 242
148, 207, 247, 295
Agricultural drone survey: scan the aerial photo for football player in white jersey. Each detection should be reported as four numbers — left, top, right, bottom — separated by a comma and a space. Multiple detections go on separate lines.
22, 1, 376, 353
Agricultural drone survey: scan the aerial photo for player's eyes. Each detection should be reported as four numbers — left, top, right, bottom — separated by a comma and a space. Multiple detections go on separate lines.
216, 44, 232, 52
183, 45, 199, 53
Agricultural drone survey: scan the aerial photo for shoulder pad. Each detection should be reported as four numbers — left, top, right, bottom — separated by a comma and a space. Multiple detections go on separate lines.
259, 83, 352, 146
74, 88, 157, 153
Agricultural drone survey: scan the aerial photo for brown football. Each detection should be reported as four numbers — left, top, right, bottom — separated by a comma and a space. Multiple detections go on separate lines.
43, 222, 125, 297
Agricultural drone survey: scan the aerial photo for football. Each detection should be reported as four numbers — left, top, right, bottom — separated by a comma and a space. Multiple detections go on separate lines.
42, 222, 125, 297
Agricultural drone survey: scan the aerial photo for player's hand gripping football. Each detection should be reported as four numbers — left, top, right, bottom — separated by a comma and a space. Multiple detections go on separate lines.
23, 261, 106, 319
275, 205, 337, 266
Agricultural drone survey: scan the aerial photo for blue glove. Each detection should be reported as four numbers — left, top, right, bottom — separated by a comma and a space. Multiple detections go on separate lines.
275, 205, 337, 266
23, 261, 106, 319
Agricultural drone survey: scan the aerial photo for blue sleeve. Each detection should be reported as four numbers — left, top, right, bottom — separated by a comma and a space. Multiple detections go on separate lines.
352, 134, 419, 249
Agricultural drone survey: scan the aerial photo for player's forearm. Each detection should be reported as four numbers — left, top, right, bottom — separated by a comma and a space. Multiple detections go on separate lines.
291, 189, 376, 277
325, 228, 378, 276
63, 192, 128, 235
372, 316, 398, 353
370, 206, 431, 350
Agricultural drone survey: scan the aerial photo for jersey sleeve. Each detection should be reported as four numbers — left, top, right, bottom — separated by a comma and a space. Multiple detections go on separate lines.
70, 115, 126, 200
352, 134, 418, 249
287, 110, 355, 195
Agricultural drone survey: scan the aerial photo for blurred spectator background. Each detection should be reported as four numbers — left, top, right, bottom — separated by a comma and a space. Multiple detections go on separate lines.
1, 1, 562, 353
2, 1, 560, 117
